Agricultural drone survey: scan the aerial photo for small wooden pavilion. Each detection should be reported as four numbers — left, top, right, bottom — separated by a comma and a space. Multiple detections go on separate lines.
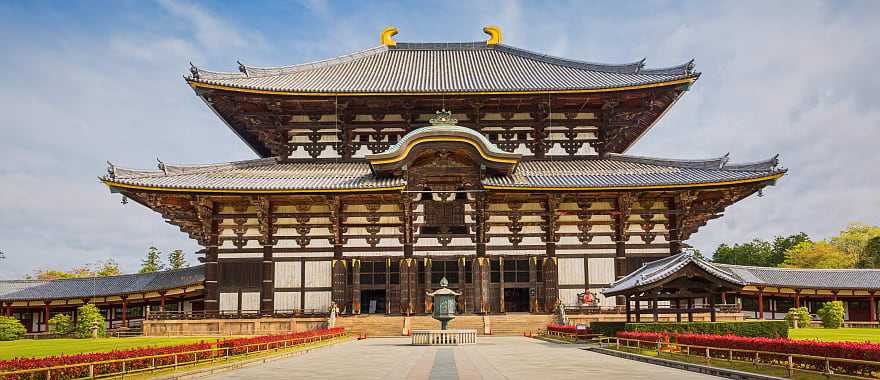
603, 252, 745, 322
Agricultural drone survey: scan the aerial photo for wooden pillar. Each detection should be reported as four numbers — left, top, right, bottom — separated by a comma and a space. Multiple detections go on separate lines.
498, 257, 505, 313
770, 296, 776, 320
424, 257, 433, 313
721, 292, 728, 304
832, 291, 838, 301
675, 299, 682, 322
634, 297, 641, 322
473, 257, 490, 314
528, 256, 538, 313
352, 259, 361, 314
3, 302, 10, 316
651, 296, 659, 322
261, 245, 274, 315
870, 292, 877, 323
43, 302, 50, 332
159, 292, 166, 313
385, 258, 391, 315
686, 298, 693, 322
457, 257, 466, 313
709, 292, 717, 322
399, 258, 417, 316
625, 295, 632, 323
542, 257, 558, 313
794, 290, 801, 308
121, 297, 128, 327
757, 289, 765, 320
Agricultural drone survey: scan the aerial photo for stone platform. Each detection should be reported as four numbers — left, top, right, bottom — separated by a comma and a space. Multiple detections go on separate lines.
411, 329, 477, 345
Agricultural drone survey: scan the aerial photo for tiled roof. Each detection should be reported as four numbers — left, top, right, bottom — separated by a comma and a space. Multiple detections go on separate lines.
716, 264, 880, 290
0, 266, 204, 302
0, 280, 47, 297
104, 159, 406, 191
188, 42, 698, 94
369, 125, 521, 162
103, 154, 783, 192
482, 153, 784, 189
604, 253, 745, 296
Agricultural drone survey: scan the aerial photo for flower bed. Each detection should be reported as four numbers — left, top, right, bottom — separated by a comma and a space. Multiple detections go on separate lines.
546, 324, 578, 334
614, 331, 880, 378
0, 327, 345, 379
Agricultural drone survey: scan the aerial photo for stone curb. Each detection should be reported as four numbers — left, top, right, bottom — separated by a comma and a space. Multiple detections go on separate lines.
587, 347, 785, 380
152, 337, 354, 380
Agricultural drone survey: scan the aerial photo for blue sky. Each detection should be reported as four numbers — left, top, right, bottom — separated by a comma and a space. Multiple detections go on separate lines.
1, 0, 878, 278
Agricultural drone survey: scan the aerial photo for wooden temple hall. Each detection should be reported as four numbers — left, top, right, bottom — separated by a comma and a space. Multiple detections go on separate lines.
3, 25, 799, 326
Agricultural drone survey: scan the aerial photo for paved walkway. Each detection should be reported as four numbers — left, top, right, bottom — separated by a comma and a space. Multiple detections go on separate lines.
205, 337, 717, 380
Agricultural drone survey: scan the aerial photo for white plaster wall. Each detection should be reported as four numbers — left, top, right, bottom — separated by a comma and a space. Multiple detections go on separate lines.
304, 261, 331, 287
274, 262, 302, 288
588, 257, 615, 284
304, 291, 332, 310
274, 291, 301, 311
219, 292, 238, 313
240, 292, 260, 312
558, 257, 585, 286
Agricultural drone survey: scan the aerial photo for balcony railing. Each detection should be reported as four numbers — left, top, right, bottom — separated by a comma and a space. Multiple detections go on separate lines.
146, 309, 329, 320
564, 303, 742, 315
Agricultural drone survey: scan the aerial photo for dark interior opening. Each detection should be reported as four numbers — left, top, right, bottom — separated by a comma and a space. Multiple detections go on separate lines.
504, 288, 530, 312
360, 289, 386, 314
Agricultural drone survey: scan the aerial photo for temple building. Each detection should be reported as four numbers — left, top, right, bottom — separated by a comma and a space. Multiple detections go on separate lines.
97, 26, 785, 317
13, 26, 875, 335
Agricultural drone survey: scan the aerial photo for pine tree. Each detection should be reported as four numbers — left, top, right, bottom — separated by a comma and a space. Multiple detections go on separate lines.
167, 249, 188, 269
140, 246, 165, 273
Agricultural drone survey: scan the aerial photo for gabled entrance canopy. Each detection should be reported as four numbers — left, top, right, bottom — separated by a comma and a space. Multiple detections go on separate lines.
367, 110, 521, 176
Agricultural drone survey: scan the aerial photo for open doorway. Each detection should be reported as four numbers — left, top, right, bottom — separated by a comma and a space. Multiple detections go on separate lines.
360, 290, 386, 314
504, 288, 530, 312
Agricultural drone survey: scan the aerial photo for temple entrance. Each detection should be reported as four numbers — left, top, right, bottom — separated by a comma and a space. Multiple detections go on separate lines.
360, 290, 386, 314
504, 288, 530, 312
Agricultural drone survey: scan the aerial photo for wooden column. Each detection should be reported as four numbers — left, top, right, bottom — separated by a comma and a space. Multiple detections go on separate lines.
159, 292, 166, 312
3, 302, 11, 316
675, 299, 682, 322
757, 289, 765, 320
473, 257, 490, 314
424, 257, 433, 313
204, 243, 220, 314
832, 291, 839, 301
121, 297, 128, 327
332, 259, 348, 312
686, 298, 693, 322
625, 295, 632, 323
351, 259, 361, 314
651, 296, 659, 322
457, 256, 466, 313
528, 256, 538, 313
43, 302, 50, 332
634, 297, 641, 322
498, 257, 505, 313
542, 257, 558, 313
399, 258, 417, 315
385, 258, 391, 315
870, 292, 877, 323
261, 244, 274, 315
794, 290, 801, 308
709, 292, 717, 322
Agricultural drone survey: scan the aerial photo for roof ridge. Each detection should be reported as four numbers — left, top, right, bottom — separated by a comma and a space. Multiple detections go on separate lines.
722, 154, 781, 171
492, 44, 647, 74
106, 158, 277, 180
716, 263, 880, 272
607, 153, 730, 170
192, 46, 389, 81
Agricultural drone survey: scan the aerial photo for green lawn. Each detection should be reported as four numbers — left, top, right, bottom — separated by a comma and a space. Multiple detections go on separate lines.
789, 327, 880, 343
0, 337, 217, 360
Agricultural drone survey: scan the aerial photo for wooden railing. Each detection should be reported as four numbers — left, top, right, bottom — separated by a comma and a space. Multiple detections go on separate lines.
0, 331, 348, 380
598, 336, 880, 379
564, 304, 741, 315
146, 309, 328, 320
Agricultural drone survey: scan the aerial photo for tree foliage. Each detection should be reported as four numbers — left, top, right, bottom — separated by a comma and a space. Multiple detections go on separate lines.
74, 304, 106, 338
140, 246, 165, 273
785, 307, 812, 328
0, 316, 27, 341
817, 301, 845, 329
861, 236, 880, 269
94, 259, 121, 276
167, 249, 188, 270
783, 241, 857, 268
48, 313, 74, 335
712, 232, 810, 267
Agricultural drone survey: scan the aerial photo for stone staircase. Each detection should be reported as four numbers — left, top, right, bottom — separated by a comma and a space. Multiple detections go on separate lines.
407, 315, 487, 335
335, 315, 405, 337
486, 313, 552, 336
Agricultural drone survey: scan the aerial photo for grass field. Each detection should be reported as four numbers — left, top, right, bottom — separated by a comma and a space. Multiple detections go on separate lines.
789, 327, 880, 343
0, 337, 216, 360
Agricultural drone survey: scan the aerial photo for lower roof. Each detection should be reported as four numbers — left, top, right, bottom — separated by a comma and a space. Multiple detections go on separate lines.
102, 154, 784, 193
717, 264, 880, 291
0, 266, 204, 302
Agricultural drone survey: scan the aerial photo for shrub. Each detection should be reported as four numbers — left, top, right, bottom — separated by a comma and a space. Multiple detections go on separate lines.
784, 307, 811, 328
48, 313, 74, 335
674, 333, 880, 378
590, 321, 626, 337
0, 316, 26, 341
625, 321, 788, 338
74, 303, 106, 338
817, 301, 845, 328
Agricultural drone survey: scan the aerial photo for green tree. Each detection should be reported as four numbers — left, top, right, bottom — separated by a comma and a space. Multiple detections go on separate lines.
817, 301, 845, 329
782, 241, 857, 268
831, 223, 880, 265
74, 304, 106, 338
770, 233, 811, 267
860, 236, 880, 269
712, 239, 774, 266
48, 313, 74, 335
0, 316, 26, 341
95, 259, 122, 276
167, 249, 188, 270
140, 246, 165, 273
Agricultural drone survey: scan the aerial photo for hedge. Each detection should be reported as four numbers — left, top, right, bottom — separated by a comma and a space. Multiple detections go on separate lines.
590, 322, 627, 337
625, 321, 788, 338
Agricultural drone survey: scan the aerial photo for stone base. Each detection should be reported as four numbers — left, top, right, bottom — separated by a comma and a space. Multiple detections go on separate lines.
411, 329, 477, 345
143, 317, 327, 336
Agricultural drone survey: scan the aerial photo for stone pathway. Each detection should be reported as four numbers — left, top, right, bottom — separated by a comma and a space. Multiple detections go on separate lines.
204, 337, 718, 380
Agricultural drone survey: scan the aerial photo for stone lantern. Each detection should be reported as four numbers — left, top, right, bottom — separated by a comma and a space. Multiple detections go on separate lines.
427, 277, 461, 330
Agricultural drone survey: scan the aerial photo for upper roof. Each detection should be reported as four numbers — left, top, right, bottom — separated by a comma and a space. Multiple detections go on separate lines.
604, 252, 745, 296
102, 153, 783, 193
716, 264, 880, 290
187, 42, 698, 95
0, 266, 204, 302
